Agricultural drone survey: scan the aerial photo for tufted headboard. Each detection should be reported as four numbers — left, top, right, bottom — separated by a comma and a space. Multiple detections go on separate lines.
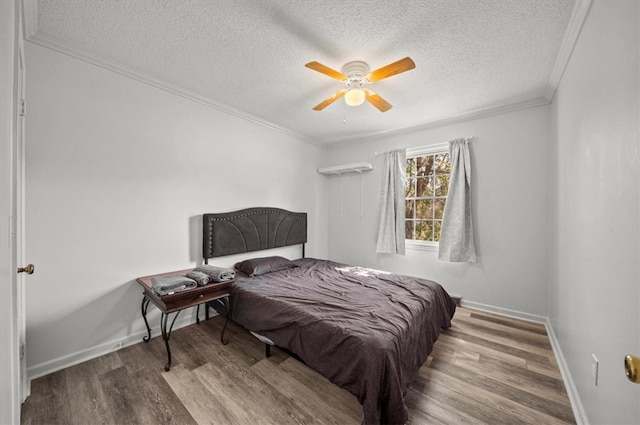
202, 207, 307, 262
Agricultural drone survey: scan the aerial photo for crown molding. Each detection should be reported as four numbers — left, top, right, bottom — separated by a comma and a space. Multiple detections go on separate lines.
327, 96, 550, 148
545, 0, 594, 102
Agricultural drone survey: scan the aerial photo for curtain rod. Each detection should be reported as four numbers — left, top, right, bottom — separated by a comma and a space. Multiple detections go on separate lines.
374, 137, 474, 157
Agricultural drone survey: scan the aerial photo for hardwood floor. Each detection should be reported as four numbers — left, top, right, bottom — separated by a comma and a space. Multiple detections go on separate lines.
21, 307, 576, 424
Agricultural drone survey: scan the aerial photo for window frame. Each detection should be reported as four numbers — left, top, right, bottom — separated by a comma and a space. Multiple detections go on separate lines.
405, 143, 449, 251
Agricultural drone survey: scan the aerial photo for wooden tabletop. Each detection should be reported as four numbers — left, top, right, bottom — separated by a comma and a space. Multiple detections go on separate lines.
136, 268, 195, 291
136, 268, 233, 314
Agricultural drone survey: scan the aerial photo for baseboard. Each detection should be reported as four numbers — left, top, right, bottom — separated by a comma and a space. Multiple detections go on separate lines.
459, 299, 588, 425
544, 319, 589, 425
459, 299, 547, 324
26, 311, 206, 382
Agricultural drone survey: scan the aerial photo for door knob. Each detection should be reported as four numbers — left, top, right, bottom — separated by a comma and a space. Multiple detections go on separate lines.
625, 355, 640, 383
17, 264, 34, 275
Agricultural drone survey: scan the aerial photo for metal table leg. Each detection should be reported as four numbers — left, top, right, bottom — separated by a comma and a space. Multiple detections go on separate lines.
141, 296, 152, 343
140, 291, 230, 371
161, 310, 181, 371
220, 296, 230, 345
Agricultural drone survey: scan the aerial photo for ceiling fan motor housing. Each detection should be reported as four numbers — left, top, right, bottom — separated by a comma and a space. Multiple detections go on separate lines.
342, 61, 370, 88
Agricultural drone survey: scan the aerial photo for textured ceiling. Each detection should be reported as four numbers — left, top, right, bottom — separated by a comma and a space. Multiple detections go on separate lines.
27, 0, 576, 145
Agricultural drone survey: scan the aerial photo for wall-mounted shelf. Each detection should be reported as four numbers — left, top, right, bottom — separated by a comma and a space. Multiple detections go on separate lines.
317, 162, 373, 175
317, 162, 373, 217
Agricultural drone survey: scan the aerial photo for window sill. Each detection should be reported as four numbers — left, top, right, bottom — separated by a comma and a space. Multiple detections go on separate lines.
405, 241, 439, 252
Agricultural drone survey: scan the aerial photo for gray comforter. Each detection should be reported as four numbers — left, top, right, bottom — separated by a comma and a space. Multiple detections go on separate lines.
228, 258, 456, 424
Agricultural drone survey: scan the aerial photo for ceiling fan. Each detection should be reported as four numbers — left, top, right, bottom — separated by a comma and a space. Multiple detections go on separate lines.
305, 57, 415, 112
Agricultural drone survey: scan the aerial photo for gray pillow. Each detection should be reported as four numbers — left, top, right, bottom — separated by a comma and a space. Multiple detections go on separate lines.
234, 256, 297, 277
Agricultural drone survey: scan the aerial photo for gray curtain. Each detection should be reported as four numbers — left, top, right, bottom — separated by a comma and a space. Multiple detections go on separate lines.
439, 139, 476, 262
376, 149, 406, 254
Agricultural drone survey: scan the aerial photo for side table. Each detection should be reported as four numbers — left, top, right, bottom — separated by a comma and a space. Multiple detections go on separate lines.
136, 269, 233, 371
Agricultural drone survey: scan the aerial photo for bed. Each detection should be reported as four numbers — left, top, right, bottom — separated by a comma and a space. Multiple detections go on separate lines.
203, 207, 456, 424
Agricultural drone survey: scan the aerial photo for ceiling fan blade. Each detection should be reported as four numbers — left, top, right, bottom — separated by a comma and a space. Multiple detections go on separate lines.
313, 89, 348, 111
365, 89, 392, 112
305, 61, 347, 81
366, 57, 416, 83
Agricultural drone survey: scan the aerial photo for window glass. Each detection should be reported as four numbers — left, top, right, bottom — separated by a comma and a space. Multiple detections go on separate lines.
405, 152, 450, 242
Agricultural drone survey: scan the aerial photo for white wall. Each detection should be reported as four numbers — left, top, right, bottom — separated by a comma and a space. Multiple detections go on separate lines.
325, 105, 551, 318
549, 1, 640, 424
24, 42, 328, 375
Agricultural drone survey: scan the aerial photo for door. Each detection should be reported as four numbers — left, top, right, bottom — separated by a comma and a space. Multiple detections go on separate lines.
0, 0, 23, 423
16, 31, 28, 403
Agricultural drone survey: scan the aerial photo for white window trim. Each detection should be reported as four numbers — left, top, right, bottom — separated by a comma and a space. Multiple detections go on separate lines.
406, 239, 439, 252
405, 142, 449, 251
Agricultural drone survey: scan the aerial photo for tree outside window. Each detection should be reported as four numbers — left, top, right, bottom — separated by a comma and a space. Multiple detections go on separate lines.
405, 152, 451, 242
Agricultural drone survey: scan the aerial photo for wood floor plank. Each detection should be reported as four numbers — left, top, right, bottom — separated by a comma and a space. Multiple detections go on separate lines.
451, 321, 555, 358
453, 314, 552, 347
126, 368, 198, 425
118, 336, 167, 374
405, 374, 486, 425
250, 358, 359, 425
21, 370, 73, 425
21, 308, 576, 425
427, 356, 575, 423
194, 359, 314, 424
64, 373, 114, 425
460, 307, 546, 329
59, 351, 132, 425
188, 363, 260, 425
425, 365, 571, 425
277, 357, 363, 423
168, 326, 215, 371
20, 393, 68, 425
67, 351, 125, 378
474, 354, 569, 397
454, 312, 548, 337
436, 331, 529, 366
96, 366, 142, 425
413, 371, 523, 425
527, 358, 564, 380
428, 337, 481, 363
198, 319, 281, 367
162, 363, 241, 425
468, 310, 547, 334
444, 327, 554, 365
404, 399, 449, 425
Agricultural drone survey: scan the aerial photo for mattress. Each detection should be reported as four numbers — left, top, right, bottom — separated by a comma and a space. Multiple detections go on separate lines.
225, 257, 456, 424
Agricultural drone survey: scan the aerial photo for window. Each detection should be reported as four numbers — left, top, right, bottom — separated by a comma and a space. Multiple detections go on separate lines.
405, 147, 451, 244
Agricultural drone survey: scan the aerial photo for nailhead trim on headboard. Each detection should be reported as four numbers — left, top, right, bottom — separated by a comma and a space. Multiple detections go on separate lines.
203, 207, 307, 259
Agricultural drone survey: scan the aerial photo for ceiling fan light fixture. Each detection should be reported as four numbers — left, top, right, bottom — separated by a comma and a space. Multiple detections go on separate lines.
344, 88, 366, 106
